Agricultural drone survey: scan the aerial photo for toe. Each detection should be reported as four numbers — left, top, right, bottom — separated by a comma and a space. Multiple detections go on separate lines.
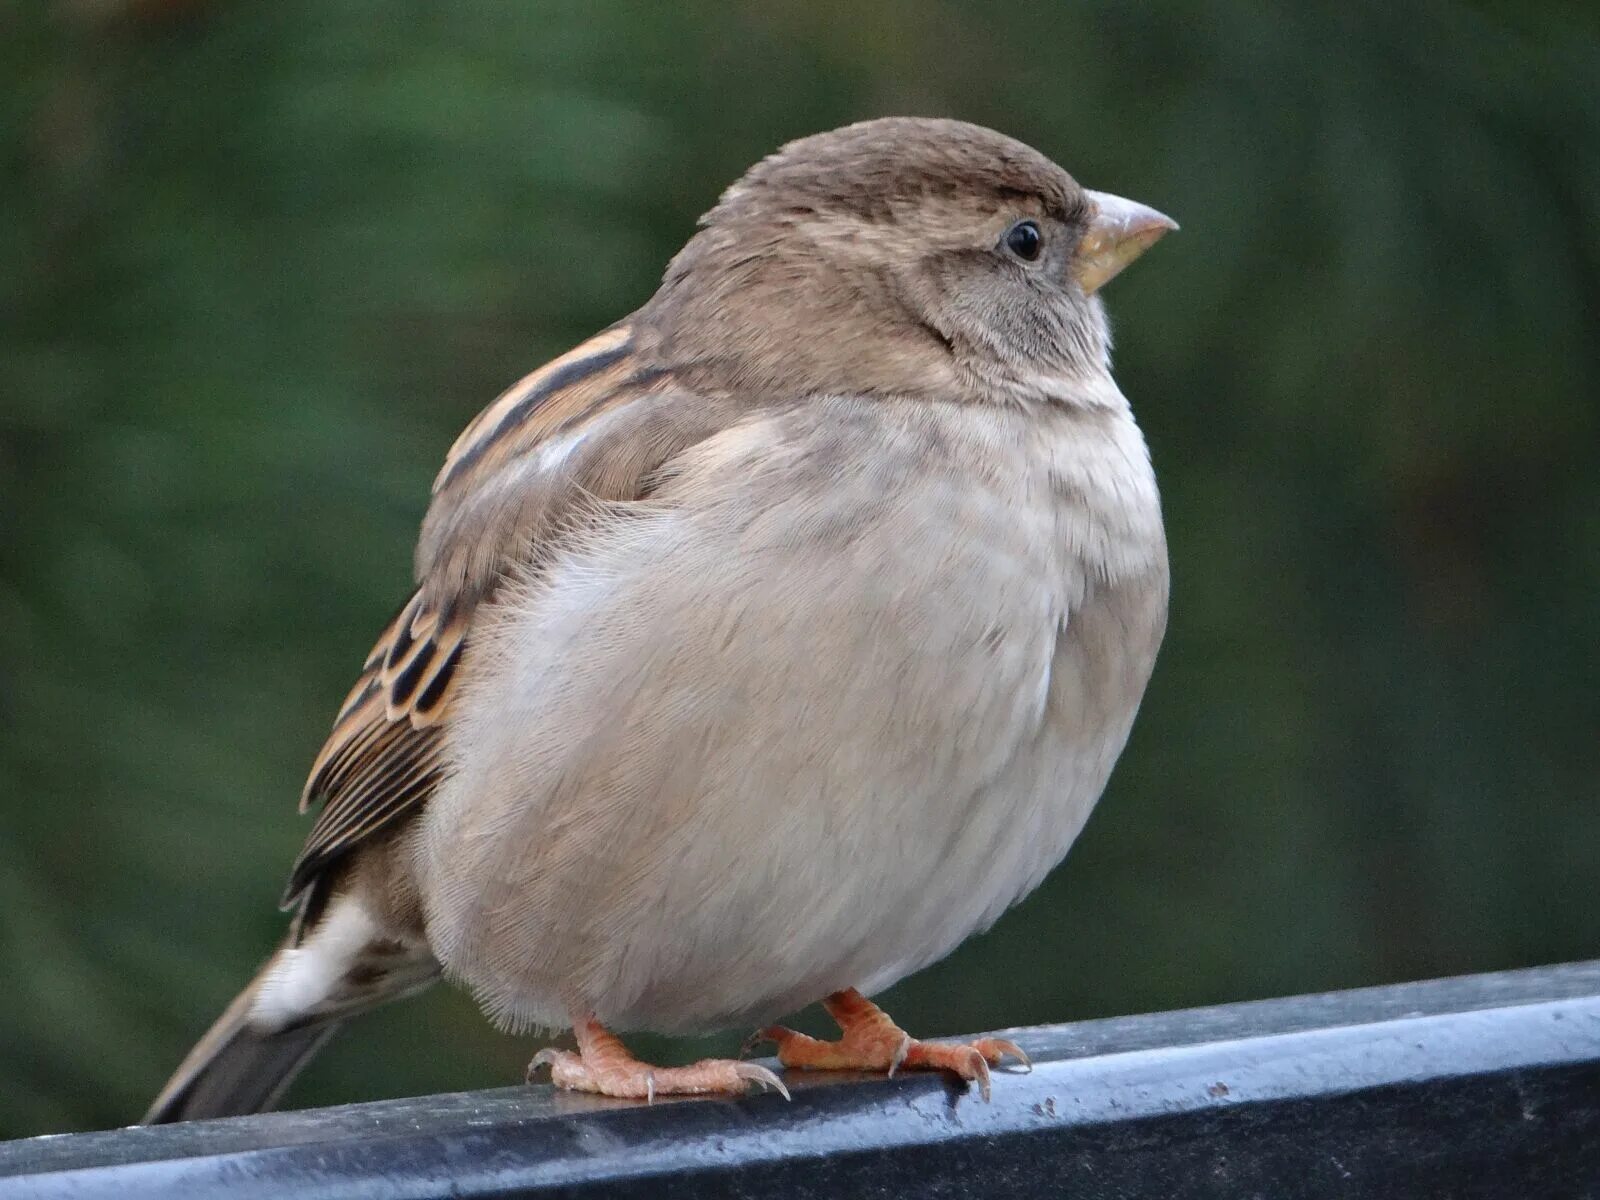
758, 1026, 849, 1071
648, 1058, 792, 1100
742, 1025, 796, 1058
527, 1046, 617, 1094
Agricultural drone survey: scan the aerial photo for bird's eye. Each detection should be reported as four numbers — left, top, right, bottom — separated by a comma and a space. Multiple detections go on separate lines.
1004, 220, 1043, 262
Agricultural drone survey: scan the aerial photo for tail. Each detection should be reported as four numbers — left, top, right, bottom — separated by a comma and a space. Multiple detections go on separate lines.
143, 954, 343, 1123
144, 899, 440, 1124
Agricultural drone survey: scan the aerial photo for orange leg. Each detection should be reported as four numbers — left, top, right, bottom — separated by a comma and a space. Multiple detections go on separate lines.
529, 1014, 788, 1102
753, 989, 1030, 1101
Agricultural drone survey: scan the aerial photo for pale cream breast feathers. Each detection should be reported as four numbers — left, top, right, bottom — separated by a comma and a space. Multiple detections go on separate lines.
413, 394, 1167, 1034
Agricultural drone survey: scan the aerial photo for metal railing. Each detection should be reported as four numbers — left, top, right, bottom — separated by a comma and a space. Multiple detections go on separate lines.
4, 961, 1598, 1198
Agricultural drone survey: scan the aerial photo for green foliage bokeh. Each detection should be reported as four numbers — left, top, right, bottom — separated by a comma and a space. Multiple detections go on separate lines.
2, 0, 1597, 1136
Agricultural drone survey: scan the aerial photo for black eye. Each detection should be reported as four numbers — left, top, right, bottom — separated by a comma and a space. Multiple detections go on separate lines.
1004, 220, 1042, 262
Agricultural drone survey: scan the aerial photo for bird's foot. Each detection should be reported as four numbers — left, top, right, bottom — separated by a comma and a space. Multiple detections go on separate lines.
749, 988, 1029, 1102
529, 1014, 788, 1102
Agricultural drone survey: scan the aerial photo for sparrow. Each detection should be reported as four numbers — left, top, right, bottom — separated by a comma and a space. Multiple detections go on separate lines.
144, 116, 1174, 1121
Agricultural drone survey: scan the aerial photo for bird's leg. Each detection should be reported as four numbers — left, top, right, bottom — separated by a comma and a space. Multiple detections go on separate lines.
752, 988, 1030, 1101
529, 1013, 788, 1102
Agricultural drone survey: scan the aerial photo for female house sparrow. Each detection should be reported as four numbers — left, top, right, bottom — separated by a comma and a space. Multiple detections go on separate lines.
145, 117, 1174, 1120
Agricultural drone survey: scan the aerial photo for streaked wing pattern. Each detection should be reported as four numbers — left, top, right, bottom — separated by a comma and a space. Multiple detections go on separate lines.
284, 322, 691, 909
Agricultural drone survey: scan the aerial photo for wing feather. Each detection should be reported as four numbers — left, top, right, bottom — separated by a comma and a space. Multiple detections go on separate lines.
282, 323, 743, 908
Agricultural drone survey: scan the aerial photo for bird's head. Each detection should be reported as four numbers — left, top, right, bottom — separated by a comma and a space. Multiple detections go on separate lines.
650, 117, 1176, 408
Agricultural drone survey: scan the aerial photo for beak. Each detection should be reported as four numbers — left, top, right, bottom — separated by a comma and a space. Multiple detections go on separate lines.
1072, 190, 1178, 295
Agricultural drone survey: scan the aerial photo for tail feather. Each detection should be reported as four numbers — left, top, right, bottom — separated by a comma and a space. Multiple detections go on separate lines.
144, 898, 440, 1124
143, 954, 344, 1124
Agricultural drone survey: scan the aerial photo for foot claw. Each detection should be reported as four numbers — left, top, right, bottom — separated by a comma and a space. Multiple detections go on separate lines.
886, 1033, 912, 1079
736, 1061, 791, 1101
968, 1050, 993, 1103
526, 1046, 564, 1083
973, 1037, 1032, 1072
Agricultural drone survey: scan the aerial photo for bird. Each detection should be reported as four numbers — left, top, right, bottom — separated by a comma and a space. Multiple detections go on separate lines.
144, 116, 1174, 1121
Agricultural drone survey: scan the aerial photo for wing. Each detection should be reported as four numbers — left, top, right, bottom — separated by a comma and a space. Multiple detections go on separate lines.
282, 320, 744, 907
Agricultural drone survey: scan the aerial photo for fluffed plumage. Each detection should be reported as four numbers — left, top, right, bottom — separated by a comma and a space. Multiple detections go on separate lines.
145, 116, 1174, 1122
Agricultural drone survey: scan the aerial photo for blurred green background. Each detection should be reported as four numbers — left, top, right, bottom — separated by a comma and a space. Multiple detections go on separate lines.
4, 0, 1597, 1138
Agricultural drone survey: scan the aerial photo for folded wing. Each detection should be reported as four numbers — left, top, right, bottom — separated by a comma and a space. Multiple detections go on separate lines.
283, 323, 746, 912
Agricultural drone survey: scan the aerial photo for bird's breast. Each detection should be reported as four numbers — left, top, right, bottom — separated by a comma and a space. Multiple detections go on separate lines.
415, 394, 1168, 1034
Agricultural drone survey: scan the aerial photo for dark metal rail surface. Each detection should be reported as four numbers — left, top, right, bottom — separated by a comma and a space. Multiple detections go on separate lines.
4, 961, 1599, 1198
